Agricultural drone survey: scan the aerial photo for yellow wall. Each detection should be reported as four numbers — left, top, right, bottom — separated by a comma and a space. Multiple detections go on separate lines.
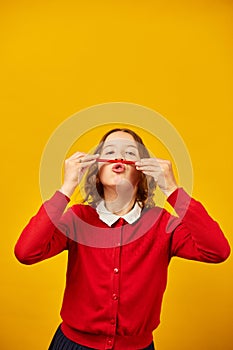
1, 1, 232, 349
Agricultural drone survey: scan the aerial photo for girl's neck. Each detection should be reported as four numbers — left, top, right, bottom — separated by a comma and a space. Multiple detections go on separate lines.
103, 187, 137, 216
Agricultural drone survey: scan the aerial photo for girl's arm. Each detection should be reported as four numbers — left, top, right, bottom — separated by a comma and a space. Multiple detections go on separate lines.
15, 151, 99, 264
136, 157, 230, 263
14, 191, 70, 264
167, 188, 231, 263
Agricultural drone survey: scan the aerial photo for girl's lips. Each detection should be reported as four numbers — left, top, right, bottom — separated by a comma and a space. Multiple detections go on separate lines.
112, 163, 126, 173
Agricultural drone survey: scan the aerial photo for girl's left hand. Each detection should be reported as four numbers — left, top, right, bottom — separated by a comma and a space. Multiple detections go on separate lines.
135, 158, 178, 197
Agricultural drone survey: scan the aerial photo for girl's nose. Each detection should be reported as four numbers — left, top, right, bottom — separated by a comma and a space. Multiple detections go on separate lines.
115, 158, 124, 162
114, 151, 125, 160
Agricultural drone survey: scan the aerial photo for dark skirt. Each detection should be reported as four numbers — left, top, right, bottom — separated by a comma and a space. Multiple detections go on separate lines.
48, 325, 155, 350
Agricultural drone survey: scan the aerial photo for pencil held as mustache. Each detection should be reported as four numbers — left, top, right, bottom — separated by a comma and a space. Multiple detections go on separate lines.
96, 158, 136, 165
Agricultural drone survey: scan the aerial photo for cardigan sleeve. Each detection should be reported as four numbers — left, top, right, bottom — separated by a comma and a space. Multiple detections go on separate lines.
167, 188, 231, 263
14, 191, 72, 265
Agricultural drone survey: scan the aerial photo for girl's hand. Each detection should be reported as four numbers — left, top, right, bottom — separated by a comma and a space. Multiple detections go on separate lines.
135, 158, 178, 197
60, 152, 99, 197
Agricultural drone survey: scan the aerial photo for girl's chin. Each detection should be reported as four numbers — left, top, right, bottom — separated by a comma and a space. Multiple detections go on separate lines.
105, 178, 136, 194
106, 176, 131, 186
102, 176, 138, 189
113, 176, 126, 185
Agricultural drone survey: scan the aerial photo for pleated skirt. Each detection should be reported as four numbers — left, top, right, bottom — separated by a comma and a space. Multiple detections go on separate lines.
48, 325, 93, 350
48, 325, 155, 350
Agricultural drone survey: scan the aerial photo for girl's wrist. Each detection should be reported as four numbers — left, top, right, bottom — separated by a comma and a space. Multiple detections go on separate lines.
59, 184, 76, 198
163, 185, 178, 198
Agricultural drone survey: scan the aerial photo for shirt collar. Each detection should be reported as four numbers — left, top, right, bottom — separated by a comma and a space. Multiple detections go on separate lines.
96, 200, 142, 227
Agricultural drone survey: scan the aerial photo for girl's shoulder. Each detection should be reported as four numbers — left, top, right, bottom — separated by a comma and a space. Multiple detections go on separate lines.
70, 203, 96, 214
68, 203, 99, 223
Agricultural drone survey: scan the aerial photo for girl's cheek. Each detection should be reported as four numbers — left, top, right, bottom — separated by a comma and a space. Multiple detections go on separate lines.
98, 165, 110, 182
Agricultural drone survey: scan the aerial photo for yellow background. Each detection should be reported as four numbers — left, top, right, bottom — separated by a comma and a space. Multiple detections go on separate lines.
1, 0, 232, 349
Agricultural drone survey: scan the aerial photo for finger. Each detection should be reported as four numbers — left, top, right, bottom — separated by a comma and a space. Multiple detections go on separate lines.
70, 152, 100, 160
76, 159, 98, 168
69, 152, 86, 160
82, 154, 100, 161
77, 154, 100, 162
136, 164, 162, 173
136, 158, 168, 166
135, 159, 159, 167
140, 170, 159, 179
136, 164, 161, 170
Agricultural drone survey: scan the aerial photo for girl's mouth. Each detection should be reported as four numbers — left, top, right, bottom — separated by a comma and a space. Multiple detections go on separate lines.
112, 163, 126, 173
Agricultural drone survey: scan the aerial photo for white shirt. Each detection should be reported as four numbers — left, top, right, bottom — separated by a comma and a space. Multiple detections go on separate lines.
96, 200, 142, 227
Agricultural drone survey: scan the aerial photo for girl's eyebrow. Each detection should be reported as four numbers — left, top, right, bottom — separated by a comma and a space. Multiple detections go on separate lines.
125, 145, 138, 149
102, 143, 138, 149
102, 144, 115, 150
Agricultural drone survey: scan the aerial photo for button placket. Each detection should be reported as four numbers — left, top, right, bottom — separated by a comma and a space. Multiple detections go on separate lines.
108, 218, 124, 341
112, 293, 118, 300
105, 337, 114, 349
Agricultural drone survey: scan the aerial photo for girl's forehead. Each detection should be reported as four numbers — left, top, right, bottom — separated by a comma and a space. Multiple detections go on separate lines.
103, 138, 138, 148
105, 131, 135, 142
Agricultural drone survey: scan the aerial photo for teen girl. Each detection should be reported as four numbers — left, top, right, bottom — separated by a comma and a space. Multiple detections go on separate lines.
15, 128, 230, 350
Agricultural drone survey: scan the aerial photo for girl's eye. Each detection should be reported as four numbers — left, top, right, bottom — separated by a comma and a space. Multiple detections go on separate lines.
125, 150, 139, 160
102, 150, 116, 158
125, 151, 136, 156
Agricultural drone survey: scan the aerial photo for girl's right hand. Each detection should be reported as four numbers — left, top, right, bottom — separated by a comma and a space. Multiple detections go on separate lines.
60, 152, 99, 197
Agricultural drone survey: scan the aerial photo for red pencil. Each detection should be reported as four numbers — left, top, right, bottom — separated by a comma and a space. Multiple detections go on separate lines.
96, 158, 136, 165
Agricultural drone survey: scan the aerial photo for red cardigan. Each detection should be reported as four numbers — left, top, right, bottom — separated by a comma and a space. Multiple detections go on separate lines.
14, 188, 230, 350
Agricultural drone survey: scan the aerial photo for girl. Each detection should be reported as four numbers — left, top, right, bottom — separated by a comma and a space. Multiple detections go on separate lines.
14, 128, 230, 350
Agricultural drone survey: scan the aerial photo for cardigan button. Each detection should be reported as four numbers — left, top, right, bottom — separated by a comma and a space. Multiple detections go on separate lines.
107, 339, 113, 346
113, 267, 119, 274
110, 318, 116, 325
112, 293, 118, 300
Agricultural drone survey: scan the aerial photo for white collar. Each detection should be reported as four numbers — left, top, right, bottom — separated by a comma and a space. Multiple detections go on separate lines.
96, 200, 142, 227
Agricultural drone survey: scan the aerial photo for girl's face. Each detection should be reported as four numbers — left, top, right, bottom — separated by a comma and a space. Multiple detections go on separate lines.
98, 131, 141, 190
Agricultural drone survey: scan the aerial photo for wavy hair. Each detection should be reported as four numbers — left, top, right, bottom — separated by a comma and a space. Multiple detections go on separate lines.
83, 128, 156, 208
